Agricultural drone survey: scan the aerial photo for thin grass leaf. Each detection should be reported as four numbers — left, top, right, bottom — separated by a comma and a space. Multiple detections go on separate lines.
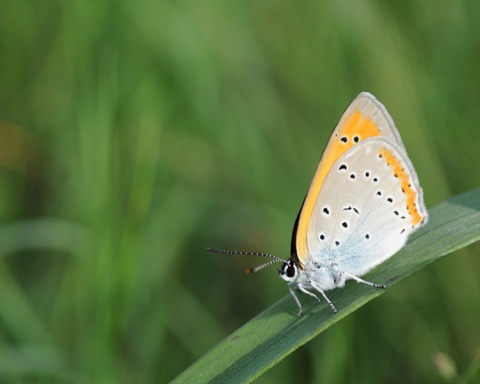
173, 189, 480, 384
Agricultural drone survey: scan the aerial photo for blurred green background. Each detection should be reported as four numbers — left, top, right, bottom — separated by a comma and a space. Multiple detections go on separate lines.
1, 0, 479, 383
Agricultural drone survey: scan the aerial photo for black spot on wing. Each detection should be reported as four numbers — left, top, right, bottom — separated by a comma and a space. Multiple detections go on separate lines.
343, 206, 360, 214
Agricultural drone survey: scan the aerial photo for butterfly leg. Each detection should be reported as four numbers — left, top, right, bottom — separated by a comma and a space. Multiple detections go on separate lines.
288, 287, 304, 317
309, 281, 338, 313
343, 271, 387, 289
297, 285, 323, 316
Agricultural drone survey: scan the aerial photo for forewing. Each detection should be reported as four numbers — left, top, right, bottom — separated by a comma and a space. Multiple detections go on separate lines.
295, 92, 407, 264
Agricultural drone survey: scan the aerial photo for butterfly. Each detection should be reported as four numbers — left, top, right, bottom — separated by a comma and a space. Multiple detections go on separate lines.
209, 92, 428, 316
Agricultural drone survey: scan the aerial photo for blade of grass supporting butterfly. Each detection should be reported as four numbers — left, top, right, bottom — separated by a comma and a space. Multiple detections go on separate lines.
172, 189, 480, 384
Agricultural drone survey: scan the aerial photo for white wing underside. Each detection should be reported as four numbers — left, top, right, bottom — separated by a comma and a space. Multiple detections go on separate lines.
307, 137, 426, 277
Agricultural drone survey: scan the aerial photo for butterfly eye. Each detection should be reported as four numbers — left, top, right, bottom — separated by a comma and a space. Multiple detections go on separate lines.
287, 264, 296, 278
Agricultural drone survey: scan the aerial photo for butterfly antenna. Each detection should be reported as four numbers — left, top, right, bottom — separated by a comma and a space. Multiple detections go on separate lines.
206, 248, 287, 274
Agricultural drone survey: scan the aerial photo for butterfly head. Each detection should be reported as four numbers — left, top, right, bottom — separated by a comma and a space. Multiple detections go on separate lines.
278, 259, 299, 283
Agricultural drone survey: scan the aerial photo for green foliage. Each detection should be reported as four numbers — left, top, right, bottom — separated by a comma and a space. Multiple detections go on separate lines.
0, 0, 479, 383
173, 190, 480, 383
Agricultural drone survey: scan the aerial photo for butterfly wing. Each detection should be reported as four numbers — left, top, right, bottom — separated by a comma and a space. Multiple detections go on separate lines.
306, 137, 428, 276
295, 92, 408, 264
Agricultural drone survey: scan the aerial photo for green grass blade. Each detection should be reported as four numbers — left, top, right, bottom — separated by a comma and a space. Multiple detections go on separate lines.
173, 189, 480, 384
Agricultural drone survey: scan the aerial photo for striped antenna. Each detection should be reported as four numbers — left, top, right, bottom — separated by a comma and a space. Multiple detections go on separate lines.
206, 248, 287, 274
